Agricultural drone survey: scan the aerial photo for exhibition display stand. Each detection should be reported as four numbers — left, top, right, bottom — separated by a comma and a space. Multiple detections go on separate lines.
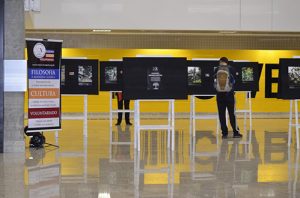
189, 91, 252, 142
189, 95, 219, 181
288, 100, 300, 149
236, 91, 253, 139
56, 95, 88, 183
134, 99, 175, 151
109, 91, 134, 160
55, 94, 88, 139
189, 94, 219, 138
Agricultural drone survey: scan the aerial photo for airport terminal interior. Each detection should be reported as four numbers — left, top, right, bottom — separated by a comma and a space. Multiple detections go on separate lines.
2, 0, 300, 198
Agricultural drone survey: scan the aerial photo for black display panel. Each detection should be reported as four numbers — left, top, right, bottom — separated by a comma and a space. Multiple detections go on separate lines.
99, 61, 123, 91
278, 58, 300, 99
265, 64, 279, 98
123, 57, 188, 100
250, 63, 263, 98
231, 62, 260, 92
61, 59, 99, 95
187, 60, 218, 95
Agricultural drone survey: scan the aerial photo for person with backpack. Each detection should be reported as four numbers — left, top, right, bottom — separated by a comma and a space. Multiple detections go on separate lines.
214, 57, 242, 139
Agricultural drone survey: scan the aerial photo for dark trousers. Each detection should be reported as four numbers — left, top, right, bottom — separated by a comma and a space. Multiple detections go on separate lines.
117, 98, 130, 123
217, 92, 239, 135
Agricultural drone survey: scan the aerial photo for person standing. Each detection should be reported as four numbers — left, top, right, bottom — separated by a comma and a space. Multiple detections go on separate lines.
214, 57, 242, 139
115, 92, 132, 126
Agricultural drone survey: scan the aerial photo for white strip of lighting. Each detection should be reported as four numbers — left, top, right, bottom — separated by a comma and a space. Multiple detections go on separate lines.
192, 58, 219, 61
98, 193, 111, 198
25, 38, 63, 42
93, 29, 111, 32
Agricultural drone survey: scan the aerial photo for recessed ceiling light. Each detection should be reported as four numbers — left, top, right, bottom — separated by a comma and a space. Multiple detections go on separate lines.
92, 29, 111, 32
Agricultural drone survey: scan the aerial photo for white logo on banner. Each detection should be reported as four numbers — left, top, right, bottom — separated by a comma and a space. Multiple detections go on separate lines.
33, 43, 46, 59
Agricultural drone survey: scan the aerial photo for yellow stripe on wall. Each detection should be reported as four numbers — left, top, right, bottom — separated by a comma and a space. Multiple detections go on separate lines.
24, 49, 300, 113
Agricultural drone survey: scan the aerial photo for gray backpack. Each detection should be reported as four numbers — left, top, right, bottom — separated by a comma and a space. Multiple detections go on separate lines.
214, 66, 233, 92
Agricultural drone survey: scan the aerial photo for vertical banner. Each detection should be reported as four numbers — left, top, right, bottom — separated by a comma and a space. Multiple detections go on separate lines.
26, 39, 62, 131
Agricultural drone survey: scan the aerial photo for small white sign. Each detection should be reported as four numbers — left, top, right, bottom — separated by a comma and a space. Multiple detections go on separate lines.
4, 60, 27, 92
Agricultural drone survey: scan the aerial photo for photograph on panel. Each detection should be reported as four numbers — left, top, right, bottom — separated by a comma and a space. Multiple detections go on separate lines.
188, 66, 202, 85
288, 66, 300, 89
105, 66, 118, 84
242, 67, 254, 82
78, 65, 93, 86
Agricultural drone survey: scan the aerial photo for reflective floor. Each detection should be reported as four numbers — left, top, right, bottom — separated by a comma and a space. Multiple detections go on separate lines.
1, 118, 300, 198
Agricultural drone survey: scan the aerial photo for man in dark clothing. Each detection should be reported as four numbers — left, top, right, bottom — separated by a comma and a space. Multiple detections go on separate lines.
115, 92, 132, 126
215, 57, 242, 139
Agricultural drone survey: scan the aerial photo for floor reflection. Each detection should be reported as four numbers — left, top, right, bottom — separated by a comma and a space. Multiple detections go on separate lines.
25, 148, 61, 198
1, 119, 298, 197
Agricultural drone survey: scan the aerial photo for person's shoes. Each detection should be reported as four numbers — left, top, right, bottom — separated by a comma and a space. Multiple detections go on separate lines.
233, 133, 243, 138
222, 135, 228, 139
115, 122, 121, 126
126, 122, 132, 126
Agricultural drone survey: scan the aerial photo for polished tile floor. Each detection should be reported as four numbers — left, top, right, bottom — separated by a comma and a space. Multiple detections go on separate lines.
1, 118, 300, 198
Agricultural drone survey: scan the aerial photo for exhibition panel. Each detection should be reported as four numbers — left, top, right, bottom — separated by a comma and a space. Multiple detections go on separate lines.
61, 59, 99, 95
231, 61, 260, 92
99, 61, 123, 91
187, 60, 218, 95
22, 49, 300, 113
251, 63, 263, 98
123, 57, 188, 100
278, 58, 300, 99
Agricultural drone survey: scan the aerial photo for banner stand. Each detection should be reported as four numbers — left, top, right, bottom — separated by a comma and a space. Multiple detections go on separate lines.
26, 38, 63, 148
288, 99, 300, 149
134, 99, 175, 151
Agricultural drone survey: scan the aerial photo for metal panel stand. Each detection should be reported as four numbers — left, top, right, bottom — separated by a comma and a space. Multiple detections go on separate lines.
189, 95, 219, 138
189, 95, 221, 182
55, 94, 88, 144
134, 99, 175, 151
235, 91, 252, 144
288, 100, 300, 149
189, 95, 219, 159
55, 95, 89, 183
109, 91, 134, 160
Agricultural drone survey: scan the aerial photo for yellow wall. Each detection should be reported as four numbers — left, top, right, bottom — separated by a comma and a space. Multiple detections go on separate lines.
24, 49, 300, 113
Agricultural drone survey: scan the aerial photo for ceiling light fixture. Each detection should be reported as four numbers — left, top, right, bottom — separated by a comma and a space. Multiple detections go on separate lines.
92, 29, 112, 33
